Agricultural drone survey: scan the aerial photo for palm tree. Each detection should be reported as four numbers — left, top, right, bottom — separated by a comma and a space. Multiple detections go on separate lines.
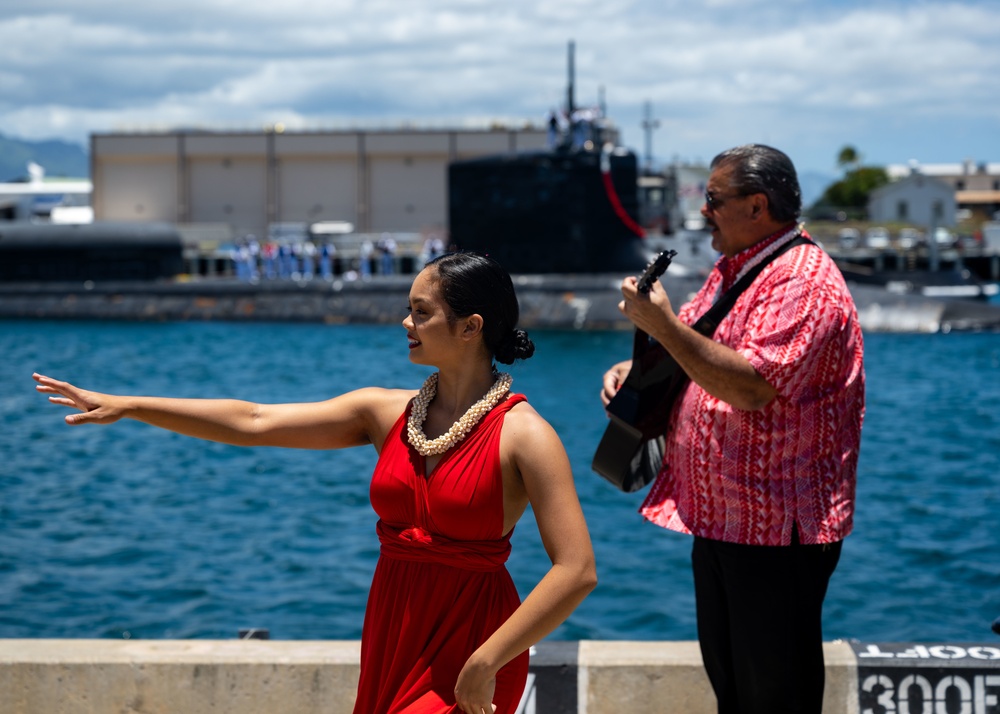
837, 146, 860, 173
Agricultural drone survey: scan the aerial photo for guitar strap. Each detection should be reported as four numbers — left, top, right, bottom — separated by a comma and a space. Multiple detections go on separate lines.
690, 232, 813, 337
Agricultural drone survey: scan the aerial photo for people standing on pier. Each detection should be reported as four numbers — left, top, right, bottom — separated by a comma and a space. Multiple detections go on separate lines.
359, 238, 374, 280
278, 242, 295, 278
600, 144, 865, 714
301, 239, 317, 279
378, 233, 398, 275
319, 242, 335, 280
35, 250, 597, 714
421, 233, 445, 266
262, 240, 278, 280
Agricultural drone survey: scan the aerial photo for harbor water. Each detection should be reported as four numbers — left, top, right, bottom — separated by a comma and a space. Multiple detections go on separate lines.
2, 320, 999, 644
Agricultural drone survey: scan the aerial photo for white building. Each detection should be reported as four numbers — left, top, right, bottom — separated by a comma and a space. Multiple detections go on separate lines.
885, 160, 1000, 223
867, 170, 957, 228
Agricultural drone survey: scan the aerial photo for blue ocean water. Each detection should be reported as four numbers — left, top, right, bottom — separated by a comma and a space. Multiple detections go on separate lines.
1, 320, 999, 644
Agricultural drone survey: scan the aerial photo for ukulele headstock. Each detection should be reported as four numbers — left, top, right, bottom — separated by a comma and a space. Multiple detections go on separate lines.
636, 250, 677, 294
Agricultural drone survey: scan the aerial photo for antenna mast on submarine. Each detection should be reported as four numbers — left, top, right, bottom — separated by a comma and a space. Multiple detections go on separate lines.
641, 101, 660, 172
566, 40, 575, 116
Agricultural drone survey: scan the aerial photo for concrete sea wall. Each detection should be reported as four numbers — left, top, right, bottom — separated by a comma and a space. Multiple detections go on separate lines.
0, 639, 839, 714
0, 639, 1000, 714
3, 639, 998, 713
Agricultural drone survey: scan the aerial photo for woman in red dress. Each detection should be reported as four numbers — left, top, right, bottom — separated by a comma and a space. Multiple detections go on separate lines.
34, 251, 598, 714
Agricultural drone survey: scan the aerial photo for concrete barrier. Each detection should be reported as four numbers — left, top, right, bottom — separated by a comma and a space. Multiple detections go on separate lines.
577, 641, 858, 714
0, 639, 361, 714
0, 639, 865, 714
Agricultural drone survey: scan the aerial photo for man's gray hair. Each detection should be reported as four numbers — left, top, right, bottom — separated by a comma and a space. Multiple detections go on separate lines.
710, 144, 802, 223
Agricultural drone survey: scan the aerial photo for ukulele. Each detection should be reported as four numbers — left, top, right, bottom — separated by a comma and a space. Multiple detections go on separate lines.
592, 250, 682, 490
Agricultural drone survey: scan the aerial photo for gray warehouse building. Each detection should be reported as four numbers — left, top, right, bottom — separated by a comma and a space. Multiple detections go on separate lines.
89, 127, 575, 241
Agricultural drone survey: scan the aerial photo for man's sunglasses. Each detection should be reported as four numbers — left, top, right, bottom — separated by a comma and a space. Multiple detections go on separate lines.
704, 190, 743, 210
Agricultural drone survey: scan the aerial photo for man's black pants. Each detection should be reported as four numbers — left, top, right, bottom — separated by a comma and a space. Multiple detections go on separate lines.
691, 529, 843, 714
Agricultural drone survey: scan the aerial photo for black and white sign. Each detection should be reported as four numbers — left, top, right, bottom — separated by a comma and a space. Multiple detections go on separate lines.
852, 642, 1000, 714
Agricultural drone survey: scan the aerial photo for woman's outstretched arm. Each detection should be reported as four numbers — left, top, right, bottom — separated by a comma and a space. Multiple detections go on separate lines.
33, 372, 411, 451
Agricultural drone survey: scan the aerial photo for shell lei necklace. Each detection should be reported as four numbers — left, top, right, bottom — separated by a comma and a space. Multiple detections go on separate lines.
407, 371, 513, 456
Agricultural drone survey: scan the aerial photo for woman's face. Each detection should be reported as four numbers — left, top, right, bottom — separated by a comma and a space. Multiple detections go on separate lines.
402, 268, 461, 366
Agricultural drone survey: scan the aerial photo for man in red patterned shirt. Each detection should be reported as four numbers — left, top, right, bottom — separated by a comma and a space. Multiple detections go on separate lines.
601, 144, 865, 714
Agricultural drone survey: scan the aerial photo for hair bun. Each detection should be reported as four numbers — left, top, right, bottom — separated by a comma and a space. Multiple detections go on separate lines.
495, 328, 535, 365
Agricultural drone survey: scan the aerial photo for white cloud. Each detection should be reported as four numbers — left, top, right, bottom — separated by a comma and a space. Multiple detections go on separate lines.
1, 0, 998, 172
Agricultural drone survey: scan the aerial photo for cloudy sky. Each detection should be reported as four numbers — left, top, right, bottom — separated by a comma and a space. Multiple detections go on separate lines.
2, 0, 998, 177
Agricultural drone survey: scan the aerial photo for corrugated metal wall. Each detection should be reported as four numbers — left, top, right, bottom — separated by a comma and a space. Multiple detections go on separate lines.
91, 128, 556, 238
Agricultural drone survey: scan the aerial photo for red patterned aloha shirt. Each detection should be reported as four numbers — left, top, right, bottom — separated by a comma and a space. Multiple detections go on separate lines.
640, 226, 865, 546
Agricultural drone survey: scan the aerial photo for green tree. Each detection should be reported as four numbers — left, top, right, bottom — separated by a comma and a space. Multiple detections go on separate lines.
808, 147, 889, 218
821, 166, 889, 210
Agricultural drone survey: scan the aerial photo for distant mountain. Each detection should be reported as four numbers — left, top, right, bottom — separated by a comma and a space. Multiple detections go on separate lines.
0, 133, 89, 182
799, 170, 837, 209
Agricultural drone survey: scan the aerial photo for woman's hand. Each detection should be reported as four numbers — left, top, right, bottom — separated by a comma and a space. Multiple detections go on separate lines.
453, 658, 497, 714
33, 373, 125, 425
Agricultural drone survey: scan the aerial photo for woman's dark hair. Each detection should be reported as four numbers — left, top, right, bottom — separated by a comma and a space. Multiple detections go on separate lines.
426, 251, 535, 365
710, 144, 802, 223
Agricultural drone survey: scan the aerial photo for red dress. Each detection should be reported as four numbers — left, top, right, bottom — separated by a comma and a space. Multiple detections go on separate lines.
354, 394, 530, 714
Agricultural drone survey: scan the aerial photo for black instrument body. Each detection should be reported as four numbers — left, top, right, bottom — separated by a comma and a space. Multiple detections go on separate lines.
592, 250, 681, 491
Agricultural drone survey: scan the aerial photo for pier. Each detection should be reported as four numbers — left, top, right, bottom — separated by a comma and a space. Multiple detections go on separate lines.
2, 270, 1000, 333
3, 220, 1000, 333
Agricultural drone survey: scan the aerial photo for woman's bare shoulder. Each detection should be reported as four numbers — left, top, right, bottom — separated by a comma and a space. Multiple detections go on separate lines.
344, 385, 417, 401
503, 398, 561, 444
332, 386, 416, 449
346, 386, 416, 412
